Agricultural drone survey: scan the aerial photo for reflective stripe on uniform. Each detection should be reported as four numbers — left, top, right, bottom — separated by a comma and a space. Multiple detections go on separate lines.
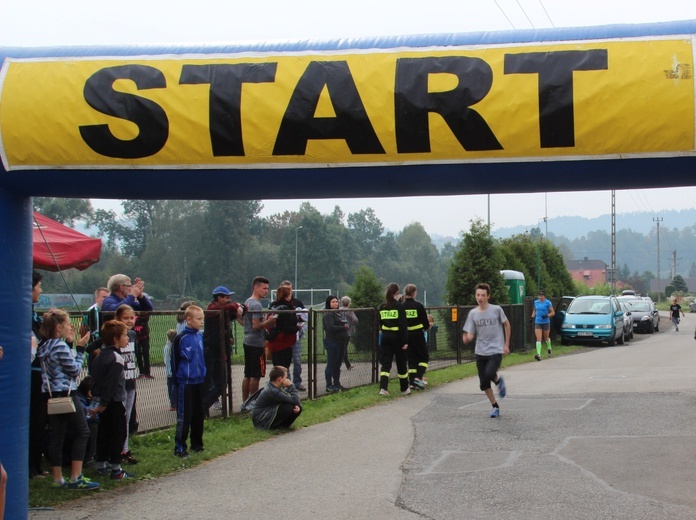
380, 371, 391, 378
407, 324, 424, 330
381, 326, 399, 331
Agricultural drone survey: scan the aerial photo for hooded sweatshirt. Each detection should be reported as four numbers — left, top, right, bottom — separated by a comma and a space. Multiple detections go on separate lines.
36, 338, 84, 394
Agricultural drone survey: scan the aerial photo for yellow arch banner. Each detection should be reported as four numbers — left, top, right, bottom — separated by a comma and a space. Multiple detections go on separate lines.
0, 37, 693, 170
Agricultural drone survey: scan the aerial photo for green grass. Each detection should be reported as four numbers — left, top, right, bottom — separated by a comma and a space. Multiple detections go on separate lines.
29, 343, 585, 508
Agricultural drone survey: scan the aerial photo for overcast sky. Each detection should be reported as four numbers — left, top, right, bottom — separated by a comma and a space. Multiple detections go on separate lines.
3, 0, 696, 236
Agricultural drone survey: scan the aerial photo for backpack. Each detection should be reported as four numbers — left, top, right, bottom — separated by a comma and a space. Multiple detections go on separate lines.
240, 387, 263, 414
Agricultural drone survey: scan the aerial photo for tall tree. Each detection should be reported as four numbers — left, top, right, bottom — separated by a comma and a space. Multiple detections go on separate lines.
33, 197, 93, 225
445, 219, 507, 306
672, 274, 688, 293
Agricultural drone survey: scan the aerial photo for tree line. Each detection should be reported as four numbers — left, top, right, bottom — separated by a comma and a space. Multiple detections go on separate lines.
34, 199, 594, 308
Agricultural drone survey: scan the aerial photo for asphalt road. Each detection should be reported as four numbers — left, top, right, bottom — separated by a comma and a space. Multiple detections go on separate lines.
31, 311, 696, 520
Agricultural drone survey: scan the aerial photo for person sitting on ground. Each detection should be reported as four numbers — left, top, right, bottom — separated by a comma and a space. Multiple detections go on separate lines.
251, 366, 302, 430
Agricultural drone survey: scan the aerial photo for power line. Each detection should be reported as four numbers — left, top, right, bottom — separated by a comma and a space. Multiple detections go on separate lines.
515, 0, 536, 28
493, 0, 517, 29
537, 0, 556, 27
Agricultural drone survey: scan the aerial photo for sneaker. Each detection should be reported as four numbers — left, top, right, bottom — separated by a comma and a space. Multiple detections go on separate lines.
295, 384, 307, 391
51, 480, 66, 488
490, 407, 500, 418
335, 384, 347, 392
379, 389, 390, 396
174, 451, 189, 459
191, 446, 204, 453
412, 379, 425, 390
548, 349, 553, 358
534, 354, 542, 361
95, 467, 109, 476
121, 451, 138, 465
110, 470, 134, 480
497, 376, 507, 399
421, 379, 428, 386
401, 388, 411, 396
65, 475, 100, 491
326, 385, 338, 393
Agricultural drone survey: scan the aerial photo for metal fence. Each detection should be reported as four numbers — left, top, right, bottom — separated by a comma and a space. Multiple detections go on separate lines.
66, 303, 529, 434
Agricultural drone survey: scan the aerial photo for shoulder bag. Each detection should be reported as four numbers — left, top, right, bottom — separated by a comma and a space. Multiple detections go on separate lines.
41, 360, 76, 415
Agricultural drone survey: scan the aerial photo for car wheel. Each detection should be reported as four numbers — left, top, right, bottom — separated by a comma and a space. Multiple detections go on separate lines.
648, 322, 655, 334
655, 321, 659, 332
607, 333, 616, 346
561, 337, 570, 346
617, 331, 625, 345
629, 329, 633, 340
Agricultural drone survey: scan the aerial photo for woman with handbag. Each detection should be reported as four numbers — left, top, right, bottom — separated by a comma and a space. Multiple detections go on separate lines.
36, 309, 100, 491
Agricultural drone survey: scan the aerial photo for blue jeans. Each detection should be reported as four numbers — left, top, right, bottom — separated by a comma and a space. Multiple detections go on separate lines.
324, 338, 342, 387
292, 337, 303, 385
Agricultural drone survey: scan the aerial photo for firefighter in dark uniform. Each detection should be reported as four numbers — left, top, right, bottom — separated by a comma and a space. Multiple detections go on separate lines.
378, 283, 410, 396
402, 283, 430, 390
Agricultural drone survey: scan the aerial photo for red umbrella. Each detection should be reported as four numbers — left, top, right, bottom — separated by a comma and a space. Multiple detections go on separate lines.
33, 212, 102, 271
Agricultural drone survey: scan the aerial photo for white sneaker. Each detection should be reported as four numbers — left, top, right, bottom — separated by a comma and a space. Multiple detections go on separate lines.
379, 389, 389, 396
401, 388, 411, 395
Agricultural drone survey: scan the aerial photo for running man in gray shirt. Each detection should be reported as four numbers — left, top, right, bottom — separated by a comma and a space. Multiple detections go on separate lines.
462, 283, 510, 418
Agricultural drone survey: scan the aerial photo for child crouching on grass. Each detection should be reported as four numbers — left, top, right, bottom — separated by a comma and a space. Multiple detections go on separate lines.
90, 320, 133, 480
172, 306, 206, 458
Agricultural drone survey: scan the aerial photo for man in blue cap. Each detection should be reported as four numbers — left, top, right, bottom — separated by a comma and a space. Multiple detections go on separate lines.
202, 286, 244, 413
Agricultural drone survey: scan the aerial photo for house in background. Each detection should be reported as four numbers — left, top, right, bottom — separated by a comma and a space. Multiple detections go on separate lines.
566, 257, 607, 287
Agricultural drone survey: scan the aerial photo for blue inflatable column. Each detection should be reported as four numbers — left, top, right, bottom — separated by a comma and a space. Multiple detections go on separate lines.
0, 189, 32, 518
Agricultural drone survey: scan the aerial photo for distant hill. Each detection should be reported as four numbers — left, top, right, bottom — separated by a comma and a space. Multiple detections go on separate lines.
493, 208, 696, 240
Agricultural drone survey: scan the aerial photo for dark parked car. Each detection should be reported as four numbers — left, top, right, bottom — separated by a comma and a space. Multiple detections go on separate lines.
619, 301, 633, 342
624, 299, 660, 333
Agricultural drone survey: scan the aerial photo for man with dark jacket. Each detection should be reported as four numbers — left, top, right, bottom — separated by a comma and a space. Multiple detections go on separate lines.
202, 286, 243, 411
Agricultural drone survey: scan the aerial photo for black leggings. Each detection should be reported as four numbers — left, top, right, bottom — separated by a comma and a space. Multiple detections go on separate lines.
46, 394, 89, 467
476, 354, 502, 391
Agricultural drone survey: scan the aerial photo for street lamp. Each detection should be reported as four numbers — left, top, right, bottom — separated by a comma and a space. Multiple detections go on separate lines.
294, 225, 302, 290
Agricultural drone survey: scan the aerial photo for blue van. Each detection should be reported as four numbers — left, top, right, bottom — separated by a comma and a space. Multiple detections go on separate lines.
560, 295, 625, 346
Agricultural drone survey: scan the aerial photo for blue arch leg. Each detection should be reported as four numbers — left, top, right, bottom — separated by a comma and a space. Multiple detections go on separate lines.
0, 189, 32, 519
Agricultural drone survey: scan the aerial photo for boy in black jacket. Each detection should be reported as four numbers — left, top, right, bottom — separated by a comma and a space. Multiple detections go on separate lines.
90, 320, 133, 480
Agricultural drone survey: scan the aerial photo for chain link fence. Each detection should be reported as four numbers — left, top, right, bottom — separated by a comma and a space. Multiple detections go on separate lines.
65, 303, 529, 434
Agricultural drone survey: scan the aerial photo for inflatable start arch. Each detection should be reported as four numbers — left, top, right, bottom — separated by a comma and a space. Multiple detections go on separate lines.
2, 19, 696, 515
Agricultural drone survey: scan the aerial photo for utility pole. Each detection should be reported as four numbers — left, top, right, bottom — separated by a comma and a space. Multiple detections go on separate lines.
653, 217, 663, 300
672, 250, 681, 281
611, 190, 616, 295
